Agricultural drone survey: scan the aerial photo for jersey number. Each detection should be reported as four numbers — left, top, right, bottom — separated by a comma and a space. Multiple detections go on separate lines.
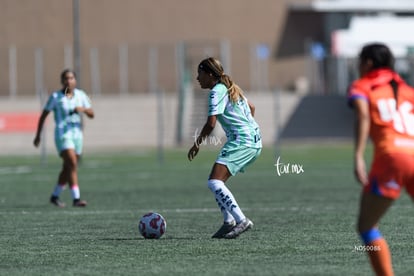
253, 128, 261, 143
377, 99, 414, 135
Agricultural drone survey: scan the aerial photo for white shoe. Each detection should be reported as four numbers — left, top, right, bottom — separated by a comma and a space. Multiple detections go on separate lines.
224, 218, 253, 239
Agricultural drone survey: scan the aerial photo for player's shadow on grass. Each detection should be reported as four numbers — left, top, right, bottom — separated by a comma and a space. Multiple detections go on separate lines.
100, 238, 139, 241
100, 236, 202, 241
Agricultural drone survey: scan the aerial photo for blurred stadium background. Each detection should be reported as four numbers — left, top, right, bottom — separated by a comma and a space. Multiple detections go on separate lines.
3, 1, 414, 275
2, 0, 414, 155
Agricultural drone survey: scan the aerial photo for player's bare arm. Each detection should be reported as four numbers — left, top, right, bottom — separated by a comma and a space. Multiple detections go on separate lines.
33, 110, 50, 147
187, 115, 217, 161
74, 107, 95, 119
353, 98, 370, 186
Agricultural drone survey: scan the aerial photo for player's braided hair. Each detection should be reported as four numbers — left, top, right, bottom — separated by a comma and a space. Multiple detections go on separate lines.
198, 57, 245, 103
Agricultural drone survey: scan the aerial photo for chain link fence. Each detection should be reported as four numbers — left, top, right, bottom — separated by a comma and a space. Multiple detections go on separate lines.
0, 41, 274, 98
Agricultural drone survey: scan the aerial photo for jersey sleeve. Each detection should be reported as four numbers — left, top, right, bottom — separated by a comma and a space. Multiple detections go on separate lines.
44, 93, 56, 111
208, 85, 227, 116
347, 81, 369, 108
80, 90, 92, 108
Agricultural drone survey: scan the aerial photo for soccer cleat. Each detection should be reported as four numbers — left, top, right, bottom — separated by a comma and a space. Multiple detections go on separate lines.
224, 218, 253, 239
212, 221, 236, 238
50, 196, 65, 208
73, 199, 87, 207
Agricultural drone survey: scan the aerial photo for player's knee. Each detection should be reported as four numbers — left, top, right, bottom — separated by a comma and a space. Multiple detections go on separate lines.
64, 159, 77, 171
359, 228, 382, 245
356, 216, 374, 234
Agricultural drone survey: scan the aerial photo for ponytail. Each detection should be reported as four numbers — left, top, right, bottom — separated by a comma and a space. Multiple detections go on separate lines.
220, 74, 245, 103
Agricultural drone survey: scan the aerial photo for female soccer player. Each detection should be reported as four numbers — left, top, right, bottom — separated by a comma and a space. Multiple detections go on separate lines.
188, 57, 262, 239
34, 69, 95, 207
348, 43, 414, 275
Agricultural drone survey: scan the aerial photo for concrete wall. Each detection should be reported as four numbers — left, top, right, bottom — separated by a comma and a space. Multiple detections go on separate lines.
0, 92, 301, 156
280, 94, 353, 140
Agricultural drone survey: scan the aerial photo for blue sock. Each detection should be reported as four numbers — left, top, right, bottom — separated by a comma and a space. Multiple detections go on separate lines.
360, 228, 382, 244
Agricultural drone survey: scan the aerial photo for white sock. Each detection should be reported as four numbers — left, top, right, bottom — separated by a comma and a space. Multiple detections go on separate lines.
216, 198, 235, 223
70, 184, 80, 199
208, 179, 245, 223
52, 184, 66, 197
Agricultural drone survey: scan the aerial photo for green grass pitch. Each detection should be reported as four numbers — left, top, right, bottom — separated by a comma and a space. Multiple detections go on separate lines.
1, 143, 413, 275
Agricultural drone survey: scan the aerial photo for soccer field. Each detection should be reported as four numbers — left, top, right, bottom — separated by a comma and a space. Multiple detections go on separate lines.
1, 143, 413, 276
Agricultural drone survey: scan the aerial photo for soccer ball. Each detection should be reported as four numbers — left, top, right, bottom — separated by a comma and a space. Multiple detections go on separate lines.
138, 212, 166, 239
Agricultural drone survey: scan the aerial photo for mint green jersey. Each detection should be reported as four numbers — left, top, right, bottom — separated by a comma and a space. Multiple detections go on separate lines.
208, 83, 262, 148
44, 88, 92, 140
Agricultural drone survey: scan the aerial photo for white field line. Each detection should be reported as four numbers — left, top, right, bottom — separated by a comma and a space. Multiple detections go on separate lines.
0, 166, 32, 174
0, 207, 323, 216
2, 204, 411, 216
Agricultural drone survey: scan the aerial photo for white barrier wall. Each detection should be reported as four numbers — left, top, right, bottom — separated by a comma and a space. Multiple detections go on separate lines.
0, 92, 301, 156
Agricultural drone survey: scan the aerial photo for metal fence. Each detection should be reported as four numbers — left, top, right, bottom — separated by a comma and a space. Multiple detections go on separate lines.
0, 41, 273, 98
5, 41, 413, 98
309, 55, 414, 95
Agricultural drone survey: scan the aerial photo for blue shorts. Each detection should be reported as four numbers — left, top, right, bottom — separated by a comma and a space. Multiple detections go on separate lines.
216, 144, 262, 176
55, 136, 83, 155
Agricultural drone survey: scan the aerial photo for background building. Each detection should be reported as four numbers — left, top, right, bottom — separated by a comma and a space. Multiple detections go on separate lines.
0, 0, 315, 97
2, 0, 414, 154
